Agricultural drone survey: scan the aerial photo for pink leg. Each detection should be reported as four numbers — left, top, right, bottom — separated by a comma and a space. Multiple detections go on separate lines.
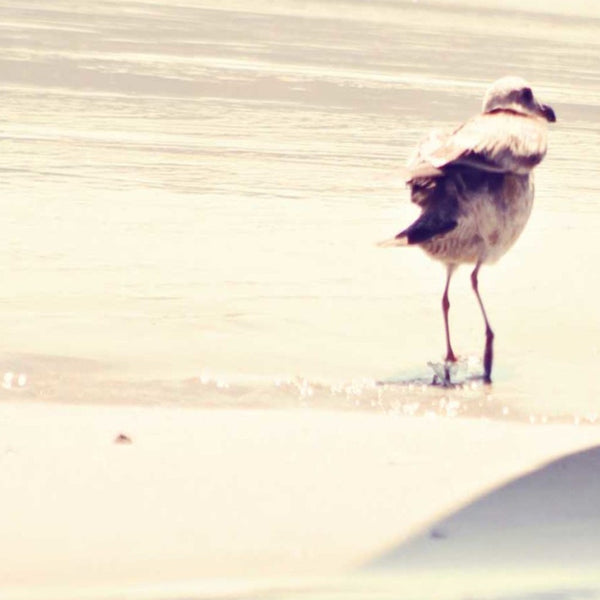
471, 262, 494, 384
442, 264, 457, 384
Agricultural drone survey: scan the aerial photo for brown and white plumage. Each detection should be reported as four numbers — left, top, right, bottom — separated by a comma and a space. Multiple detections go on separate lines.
381, 77, 556, 384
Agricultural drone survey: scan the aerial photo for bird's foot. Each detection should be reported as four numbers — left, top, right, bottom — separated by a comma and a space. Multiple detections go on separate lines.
463, 372, 492, 386
428, 360, 459, 387
460, 356, 493, 386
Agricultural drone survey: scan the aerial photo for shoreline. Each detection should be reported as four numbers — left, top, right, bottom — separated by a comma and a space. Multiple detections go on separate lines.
1, 350, 597, 425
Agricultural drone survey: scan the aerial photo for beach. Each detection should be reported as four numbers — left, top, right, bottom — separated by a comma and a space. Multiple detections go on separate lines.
2, 0, 600, 598
3, 402, 600, 600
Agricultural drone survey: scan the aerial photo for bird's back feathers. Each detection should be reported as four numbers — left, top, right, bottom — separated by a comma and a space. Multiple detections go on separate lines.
407, 109, 549, 185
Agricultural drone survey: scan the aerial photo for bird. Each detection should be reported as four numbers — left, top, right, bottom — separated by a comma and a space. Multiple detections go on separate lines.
380, 76, 556, 385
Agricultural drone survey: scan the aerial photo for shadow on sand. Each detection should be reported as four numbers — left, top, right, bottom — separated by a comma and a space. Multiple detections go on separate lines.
369, 445, 600, 570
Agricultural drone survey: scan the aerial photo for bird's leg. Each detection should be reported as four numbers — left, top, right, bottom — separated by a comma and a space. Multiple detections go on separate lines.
471, 262, 494, 384
440, 264, 457, 385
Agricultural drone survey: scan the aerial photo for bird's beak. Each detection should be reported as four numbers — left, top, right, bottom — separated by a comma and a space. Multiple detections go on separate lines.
536, 102, 556, 123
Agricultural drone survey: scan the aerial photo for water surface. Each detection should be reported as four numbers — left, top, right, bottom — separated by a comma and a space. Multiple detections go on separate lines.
1, 0, 600, 422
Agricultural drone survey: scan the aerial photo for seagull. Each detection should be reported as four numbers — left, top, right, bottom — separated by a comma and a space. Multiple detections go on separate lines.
380, 76, 556, 385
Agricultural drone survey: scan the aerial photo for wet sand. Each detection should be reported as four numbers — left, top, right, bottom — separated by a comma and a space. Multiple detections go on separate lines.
1, 0, 600, 418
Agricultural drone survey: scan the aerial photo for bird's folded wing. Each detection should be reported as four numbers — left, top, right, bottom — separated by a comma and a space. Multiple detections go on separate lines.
407, 111, 548, 179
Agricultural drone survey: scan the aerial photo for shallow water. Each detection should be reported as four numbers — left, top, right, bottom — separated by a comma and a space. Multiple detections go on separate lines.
2, 0, 600, 423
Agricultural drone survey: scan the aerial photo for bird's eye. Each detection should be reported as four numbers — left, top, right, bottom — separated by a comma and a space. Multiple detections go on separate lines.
521, 87, 533, 103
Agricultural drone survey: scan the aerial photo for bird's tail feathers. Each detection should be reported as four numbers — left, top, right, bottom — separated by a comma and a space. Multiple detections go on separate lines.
377, 235, 409, 248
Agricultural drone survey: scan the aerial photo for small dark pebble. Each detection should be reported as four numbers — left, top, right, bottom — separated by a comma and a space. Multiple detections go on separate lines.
114, 433, 132, 444
430, 528, 447, 539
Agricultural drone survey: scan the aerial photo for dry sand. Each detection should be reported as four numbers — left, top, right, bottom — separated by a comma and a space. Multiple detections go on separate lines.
2, 401, 600, 599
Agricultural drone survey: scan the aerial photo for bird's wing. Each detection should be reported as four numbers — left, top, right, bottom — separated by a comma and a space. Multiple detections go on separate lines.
405, 128, 452, 179
407, 110, 548, 180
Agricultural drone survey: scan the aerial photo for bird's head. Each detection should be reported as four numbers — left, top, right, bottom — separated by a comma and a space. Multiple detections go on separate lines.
482, 76, 556, 123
